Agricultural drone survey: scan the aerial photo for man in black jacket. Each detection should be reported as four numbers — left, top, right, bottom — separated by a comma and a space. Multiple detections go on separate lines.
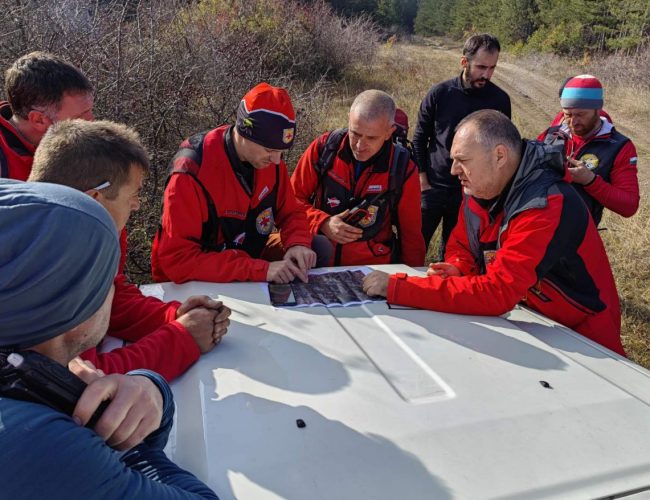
413, 34, 511, 259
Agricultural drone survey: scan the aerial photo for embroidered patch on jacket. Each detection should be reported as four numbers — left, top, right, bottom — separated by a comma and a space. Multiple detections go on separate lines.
233, 232, 246, 245
483, 250, 497, 266
256, 207, 274, 235
223, 210, 246, 219
358, 205, 378, 228
579, 153, 599, 171
326, 197, 341, 208
283, 128, 295, 144
258, 186, 270, 201
367, 184, 383, 193
327, 170, 348, 188
630, 156, 638, 165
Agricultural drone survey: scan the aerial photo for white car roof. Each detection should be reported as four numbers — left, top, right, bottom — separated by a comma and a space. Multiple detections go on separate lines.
144, 266, 650, 499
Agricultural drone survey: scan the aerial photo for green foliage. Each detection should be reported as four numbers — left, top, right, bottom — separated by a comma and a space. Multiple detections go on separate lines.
412, 0, 649, 56
414, 0, 455, 36
324, 0, 416, 31
526, 21, 586, 56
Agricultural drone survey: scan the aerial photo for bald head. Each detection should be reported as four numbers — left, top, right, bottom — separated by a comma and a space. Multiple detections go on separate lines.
457, 110, 522, 165
347, 90, 396, 162
451, 110, 522, 200
349, 90, 396, 125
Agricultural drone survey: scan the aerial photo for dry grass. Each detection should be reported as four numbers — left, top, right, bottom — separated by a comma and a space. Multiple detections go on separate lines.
319, 39, 649, 367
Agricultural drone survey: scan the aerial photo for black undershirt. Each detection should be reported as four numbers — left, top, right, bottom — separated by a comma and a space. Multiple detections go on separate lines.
224, 126, 255, 196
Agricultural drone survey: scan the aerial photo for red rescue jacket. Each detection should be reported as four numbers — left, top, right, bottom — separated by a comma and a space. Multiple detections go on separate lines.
387, 141, 624, 356
152, 125, 312, 283
291, 130, 424, 267
539, 119, 638, 224
0, 102, 35, 181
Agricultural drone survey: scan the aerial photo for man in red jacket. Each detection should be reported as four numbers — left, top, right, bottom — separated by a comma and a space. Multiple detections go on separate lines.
152, 82, 325, 284
291, 90, 425, 266
30, 119, 231, 380
538, 75, 639, 225
1, 52, 94, 180
364, 110, 624, 356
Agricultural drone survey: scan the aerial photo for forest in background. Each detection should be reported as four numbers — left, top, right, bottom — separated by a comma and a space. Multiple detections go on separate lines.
325, 0, 649, 57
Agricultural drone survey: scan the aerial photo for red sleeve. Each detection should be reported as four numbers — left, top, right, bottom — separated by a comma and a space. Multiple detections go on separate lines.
109, 274, 180, 341
396, 161, 425, 266
583, 140, 639, 217
110, 230, 180, 342
443, 198, 480, 276
274, 161, 313, 249
290, 134, 334, 234
80, 321, 201, 382
388, 197, 564, 315
155, 172, 269, 283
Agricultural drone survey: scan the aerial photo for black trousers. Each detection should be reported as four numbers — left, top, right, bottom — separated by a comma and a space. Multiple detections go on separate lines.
421, 185, 463, 261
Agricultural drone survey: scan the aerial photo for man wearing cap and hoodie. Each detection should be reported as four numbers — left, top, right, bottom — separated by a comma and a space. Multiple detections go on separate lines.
0, 179, 218, 498
152, 82, 326, 284
539, 74, 639, 225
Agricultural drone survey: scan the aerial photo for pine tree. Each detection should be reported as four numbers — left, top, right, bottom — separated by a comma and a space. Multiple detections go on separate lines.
415, 0, 455, 36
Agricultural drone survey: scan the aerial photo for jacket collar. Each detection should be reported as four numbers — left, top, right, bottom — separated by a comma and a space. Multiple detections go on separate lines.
338, 132, 392, 173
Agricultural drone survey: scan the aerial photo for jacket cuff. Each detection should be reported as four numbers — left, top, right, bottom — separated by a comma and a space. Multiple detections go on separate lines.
583, 173, 600, 191
169, 319, 201, 359
164, 301, 181, 322
387, 272, 407, 302
252, 259, 270, 282
127, 369, 174, 421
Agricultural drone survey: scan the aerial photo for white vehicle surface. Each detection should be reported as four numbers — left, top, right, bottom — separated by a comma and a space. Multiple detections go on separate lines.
142, 265, 650, 500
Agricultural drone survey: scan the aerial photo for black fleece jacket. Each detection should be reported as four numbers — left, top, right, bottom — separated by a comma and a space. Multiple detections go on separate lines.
412, 73, 511, 189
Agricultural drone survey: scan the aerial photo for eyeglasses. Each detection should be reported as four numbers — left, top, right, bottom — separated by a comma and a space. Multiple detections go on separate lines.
91, 181, 111, 191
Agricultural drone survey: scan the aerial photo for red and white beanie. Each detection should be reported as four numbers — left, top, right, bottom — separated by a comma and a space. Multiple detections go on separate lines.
560, 75, 604, 109
236, 82, 296, 150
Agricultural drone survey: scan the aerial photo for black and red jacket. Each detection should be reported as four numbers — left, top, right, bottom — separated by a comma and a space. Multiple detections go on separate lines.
0, 102, 35, 181
538, 119, 639, 225
387, 141, 624, 356
152, 125, 312, 283
291, 130, 424, 267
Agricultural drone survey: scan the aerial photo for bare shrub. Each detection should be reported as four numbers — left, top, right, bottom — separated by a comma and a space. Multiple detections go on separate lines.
0, 0, 378, 281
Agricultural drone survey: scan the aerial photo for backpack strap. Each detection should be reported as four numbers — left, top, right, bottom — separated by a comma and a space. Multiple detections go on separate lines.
0, 147, 8, 178
387, 142, 410, 263
315, 127, 348, 176
543, 125, 566, 147
159, 131, 223, 252
310, 128, 348, 206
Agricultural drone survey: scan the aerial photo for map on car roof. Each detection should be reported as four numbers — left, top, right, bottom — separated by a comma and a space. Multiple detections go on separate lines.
269, 268, 383, 307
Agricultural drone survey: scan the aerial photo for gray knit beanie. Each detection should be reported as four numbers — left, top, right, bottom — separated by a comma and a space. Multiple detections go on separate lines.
0, 179, 119, 349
